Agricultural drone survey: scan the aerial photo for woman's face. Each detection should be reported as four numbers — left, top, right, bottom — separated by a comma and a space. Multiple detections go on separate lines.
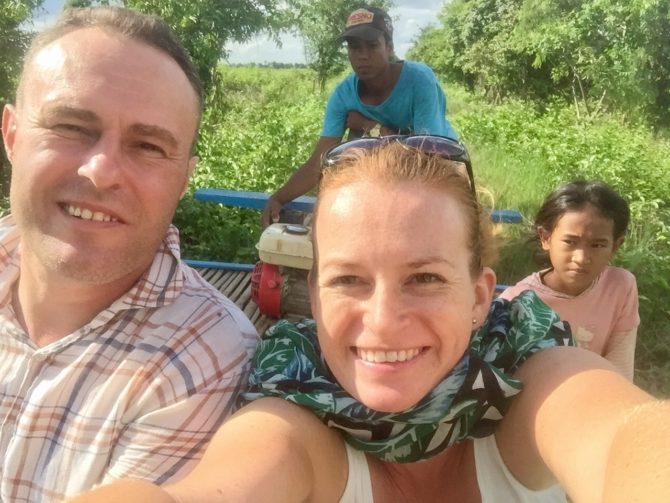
310, 180, 495, 412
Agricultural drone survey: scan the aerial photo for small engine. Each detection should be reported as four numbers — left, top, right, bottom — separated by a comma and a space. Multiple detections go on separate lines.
250, 223, 313, 319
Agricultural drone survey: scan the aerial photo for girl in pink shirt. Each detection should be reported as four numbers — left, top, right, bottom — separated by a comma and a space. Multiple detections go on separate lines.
500, 181, 639, 380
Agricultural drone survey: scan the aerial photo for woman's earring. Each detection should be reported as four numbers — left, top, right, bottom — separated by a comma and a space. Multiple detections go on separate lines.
472, 319, 477, 325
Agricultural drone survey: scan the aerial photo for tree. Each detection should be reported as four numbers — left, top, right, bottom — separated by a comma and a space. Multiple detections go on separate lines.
0, 0, 44, 198
284, 0, 393, 90
410, 0, 670, 125
59, 0, 284, 92
126, 0, 282, 92
513, 0, 670, 123
0, 0, 44, 107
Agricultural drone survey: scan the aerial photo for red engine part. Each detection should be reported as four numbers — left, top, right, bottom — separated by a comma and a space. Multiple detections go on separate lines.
250, 261, 283, 318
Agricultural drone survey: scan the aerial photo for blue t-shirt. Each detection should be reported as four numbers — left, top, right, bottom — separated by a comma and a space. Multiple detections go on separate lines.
321, 61, 458, 140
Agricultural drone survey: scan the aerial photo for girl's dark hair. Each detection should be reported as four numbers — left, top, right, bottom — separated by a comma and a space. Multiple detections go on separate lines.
532, 180, 630, 265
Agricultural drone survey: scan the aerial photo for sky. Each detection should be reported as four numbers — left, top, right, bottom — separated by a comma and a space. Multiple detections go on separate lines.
37, 0, 446, 64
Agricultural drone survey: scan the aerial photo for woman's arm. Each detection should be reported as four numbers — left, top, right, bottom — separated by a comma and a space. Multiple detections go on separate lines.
603, 400, 670, 501
67, 480, 177, 502
165, 397, 348, 503
69, 398, 348, 503
495, 346, 657, 501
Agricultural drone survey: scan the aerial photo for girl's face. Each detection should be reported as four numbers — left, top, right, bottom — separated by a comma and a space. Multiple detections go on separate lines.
310, 180, 495, 413
540, 204, 623, 296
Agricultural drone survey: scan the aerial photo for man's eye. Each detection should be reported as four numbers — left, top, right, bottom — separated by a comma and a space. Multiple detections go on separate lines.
135, 142, 166, 156
54, 123, 90, 136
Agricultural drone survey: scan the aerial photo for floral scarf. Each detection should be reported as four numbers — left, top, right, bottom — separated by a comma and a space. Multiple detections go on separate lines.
242, 291, 572, 463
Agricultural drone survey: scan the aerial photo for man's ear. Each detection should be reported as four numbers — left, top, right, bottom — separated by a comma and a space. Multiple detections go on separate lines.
2, 105, 17, 164
180, 155, 198, 199
472, 266, 496, 329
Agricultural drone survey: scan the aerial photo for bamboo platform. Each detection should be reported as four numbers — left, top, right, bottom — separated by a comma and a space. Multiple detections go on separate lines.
193, 266, 275, 334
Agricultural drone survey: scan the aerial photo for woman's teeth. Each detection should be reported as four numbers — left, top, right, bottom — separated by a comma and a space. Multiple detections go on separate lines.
357, 348, 421, 363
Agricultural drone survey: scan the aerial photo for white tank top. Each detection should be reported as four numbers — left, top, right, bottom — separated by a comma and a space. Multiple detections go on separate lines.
338, 436, 567, 502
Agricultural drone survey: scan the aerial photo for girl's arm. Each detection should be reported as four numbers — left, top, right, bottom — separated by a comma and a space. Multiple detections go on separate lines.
68, 398, 349, 503
495, 346, 663, 502
602, 328, 638, 381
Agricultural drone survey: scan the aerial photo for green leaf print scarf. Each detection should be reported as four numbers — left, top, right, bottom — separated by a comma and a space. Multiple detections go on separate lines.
242, 291, 572, 463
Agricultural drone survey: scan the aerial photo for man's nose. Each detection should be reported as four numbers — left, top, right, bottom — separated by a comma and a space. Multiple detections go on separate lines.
77, 138, 123, 190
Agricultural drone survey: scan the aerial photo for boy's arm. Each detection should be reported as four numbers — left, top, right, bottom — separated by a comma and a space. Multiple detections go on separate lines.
262, 136, 340, 227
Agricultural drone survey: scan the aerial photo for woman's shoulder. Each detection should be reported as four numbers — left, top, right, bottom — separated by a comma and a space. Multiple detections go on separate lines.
233, 397, 342, 447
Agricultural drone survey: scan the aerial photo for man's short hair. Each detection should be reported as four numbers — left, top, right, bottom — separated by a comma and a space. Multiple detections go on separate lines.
18, 6, 203, 112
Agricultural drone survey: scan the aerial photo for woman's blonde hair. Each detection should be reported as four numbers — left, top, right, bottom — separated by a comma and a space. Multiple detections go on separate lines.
314, 142, 497, 276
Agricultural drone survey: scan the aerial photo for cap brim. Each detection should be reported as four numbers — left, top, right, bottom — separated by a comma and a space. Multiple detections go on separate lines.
339, 25, 384, 41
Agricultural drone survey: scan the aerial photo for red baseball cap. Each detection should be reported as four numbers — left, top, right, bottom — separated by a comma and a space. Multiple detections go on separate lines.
340, 6, 393, 41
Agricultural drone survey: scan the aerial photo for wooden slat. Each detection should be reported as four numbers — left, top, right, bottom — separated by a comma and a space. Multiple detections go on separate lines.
194, 267, 276, 333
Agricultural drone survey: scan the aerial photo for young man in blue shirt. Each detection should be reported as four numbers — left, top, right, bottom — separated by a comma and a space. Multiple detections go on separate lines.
262, 6, 457, 227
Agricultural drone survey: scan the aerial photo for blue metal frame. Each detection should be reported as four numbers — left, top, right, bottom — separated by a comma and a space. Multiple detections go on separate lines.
187, 189, 517, 295
184, 259, 255, 271
193, 188, 523, 224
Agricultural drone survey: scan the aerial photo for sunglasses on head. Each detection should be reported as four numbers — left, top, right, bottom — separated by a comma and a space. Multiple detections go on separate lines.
321, 135, 475, 195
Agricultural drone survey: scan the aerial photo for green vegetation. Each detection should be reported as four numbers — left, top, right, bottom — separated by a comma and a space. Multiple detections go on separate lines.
1, 2, 668, 393
410, 0, 670, 127
405, 0, 670, 394
174, 65, 670, 395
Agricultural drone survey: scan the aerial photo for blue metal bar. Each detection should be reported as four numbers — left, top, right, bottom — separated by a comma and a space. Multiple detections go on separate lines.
195, 188, 316, 213
184, 259, 255, 271
489, 209, 523, 224
194, 188, 523, 224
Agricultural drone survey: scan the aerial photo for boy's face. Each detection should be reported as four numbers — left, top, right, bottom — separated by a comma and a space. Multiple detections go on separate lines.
346, 35, 393, 81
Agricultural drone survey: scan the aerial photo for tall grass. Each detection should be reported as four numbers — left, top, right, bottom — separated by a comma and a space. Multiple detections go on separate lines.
178, 66, 670, 396
448, 87, 670, 395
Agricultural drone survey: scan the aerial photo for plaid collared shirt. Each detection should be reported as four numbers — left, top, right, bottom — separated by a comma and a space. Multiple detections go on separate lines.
0, 216, 258, 502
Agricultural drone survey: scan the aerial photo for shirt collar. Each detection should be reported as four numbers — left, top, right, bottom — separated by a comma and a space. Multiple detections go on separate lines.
0, 215, 185, 313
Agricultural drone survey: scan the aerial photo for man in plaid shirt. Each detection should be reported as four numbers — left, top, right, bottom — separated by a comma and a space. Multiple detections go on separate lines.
0, 6, 258, 502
